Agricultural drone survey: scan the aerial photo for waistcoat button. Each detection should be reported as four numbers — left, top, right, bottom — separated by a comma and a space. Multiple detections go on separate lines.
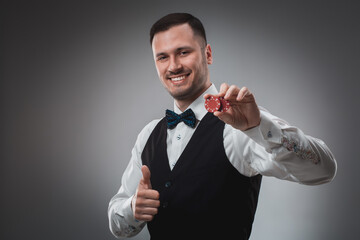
165, 181, 172, 188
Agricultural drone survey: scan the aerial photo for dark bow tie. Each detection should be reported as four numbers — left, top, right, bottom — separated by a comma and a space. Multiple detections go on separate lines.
166, 109, 196, 129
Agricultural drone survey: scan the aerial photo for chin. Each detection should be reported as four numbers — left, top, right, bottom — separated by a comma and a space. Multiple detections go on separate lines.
169, 88, 194, 101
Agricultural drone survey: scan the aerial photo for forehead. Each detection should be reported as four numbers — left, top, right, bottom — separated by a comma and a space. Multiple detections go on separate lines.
152, 23, 202, 54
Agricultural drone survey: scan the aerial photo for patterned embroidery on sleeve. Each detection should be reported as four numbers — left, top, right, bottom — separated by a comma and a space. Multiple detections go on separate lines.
115, 221, 146, 237
281, 136, 319, 164
113, 212, 146, 237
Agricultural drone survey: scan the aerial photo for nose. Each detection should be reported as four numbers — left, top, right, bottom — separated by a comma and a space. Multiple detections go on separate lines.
168, 56, 182, 74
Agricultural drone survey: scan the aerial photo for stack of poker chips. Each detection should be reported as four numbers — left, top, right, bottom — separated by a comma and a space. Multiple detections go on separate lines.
204, 96, 230, 113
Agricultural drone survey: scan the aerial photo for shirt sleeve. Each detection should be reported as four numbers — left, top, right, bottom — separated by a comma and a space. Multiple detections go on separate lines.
227, 107, 337, 185
108, 119, 160, 238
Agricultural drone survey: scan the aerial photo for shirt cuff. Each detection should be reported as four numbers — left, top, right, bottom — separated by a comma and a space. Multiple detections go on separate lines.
122, 196, 145, 227
243, 110, 282, 150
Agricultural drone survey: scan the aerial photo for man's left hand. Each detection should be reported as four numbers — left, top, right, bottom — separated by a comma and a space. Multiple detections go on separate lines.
204, 83, 260, 131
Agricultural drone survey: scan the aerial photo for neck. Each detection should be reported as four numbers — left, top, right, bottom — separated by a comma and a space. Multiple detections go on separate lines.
175, 99, 194, 112
175, 83, 212, 112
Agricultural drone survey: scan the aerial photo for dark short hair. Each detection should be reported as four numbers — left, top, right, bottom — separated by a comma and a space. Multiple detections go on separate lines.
150, 13, 207, 45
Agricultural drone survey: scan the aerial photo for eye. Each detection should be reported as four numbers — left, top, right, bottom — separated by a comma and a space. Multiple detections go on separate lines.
157, 55, 168, 61
180, 51, 189, 56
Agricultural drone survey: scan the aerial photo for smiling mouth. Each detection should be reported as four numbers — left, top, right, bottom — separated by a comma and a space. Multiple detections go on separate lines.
168, 73, 191, 82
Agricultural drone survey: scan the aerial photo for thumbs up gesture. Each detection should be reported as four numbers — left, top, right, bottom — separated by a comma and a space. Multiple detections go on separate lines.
132, 165, 160, 221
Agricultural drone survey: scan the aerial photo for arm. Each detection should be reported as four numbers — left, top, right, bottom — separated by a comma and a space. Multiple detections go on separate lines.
108, 159, 145, 238
243, 108, 336, 185
209, 83, 337, 185
108, 120, 160, 238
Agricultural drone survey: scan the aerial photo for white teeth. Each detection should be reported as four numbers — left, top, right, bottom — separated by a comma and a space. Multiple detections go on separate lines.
171, 75, 186, 81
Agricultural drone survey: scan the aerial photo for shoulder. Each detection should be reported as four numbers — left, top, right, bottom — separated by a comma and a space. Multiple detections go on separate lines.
137, 119, 162, 141
134, 118, 163, 153
128, 118, 163, 169
131, 118, 163, 166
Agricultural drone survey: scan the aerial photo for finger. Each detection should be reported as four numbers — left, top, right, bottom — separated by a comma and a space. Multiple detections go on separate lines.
218, 83, 230, 96
141, 165, 152, 189
203, 93, 212, 99
137, 198, 161, 208
224, 85, 241, 100
132, 192, 160, 219
204, 83, 230, 100
136, 207, 159, 216
236, 87, 250, 101
134, 213, 156, 222
134, 200, 160, 222
213, 110, 232, 123
137, 189, 160, 201
213, 111, 225, 118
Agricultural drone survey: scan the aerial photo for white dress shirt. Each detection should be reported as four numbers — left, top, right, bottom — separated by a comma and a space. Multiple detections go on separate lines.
108, 84, 337, 238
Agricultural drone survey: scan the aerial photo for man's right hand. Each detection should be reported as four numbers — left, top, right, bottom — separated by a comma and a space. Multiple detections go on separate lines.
132, 165, 160, 221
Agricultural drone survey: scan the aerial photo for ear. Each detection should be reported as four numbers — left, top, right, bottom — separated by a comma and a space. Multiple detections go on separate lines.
205, 44, 213, 65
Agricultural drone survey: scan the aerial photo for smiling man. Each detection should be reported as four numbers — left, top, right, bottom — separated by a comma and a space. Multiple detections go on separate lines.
153, 23, 212, 110
108, 13, 337, 240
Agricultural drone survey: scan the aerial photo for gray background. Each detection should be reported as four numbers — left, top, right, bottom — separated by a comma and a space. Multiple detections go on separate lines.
1, 0, 359, 239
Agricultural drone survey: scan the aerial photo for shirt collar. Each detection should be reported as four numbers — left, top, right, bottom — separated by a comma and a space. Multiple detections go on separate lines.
173, 84, 218, 121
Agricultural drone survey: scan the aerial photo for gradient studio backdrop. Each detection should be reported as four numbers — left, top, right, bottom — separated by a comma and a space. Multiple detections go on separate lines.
1, 1, 359, 239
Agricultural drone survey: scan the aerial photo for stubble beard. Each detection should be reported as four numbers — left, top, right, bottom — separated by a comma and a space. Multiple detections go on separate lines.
167, 55, 209, 102
169, 73, 208, 102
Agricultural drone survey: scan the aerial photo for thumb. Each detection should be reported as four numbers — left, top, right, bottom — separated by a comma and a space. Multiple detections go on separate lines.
141, 165, 152, 189
214, 111, 229, 123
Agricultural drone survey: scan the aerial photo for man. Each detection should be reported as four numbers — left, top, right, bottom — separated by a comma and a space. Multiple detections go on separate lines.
108, 13, 337, 240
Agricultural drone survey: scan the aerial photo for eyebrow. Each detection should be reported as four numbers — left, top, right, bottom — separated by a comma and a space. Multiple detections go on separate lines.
155, 46, 194, 57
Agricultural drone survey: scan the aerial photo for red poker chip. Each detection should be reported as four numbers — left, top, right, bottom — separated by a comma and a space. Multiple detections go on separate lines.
204, 96, 221, 112
219, 97, 230, 112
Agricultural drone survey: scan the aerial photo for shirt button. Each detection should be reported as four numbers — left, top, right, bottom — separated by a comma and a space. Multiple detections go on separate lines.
162, 202, 169, 208
177, 134, 181, 140
267, 131, 272, 138
165, 181, 172, 188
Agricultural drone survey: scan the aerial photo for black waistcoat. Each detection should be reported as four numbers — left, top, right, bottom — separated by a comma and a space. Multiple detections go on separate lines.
141, 112, 262, 240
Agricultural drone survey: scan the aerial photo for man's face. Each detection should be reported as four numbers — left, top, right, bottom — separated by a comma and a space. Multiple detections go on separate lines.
152, 23, 212, 102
